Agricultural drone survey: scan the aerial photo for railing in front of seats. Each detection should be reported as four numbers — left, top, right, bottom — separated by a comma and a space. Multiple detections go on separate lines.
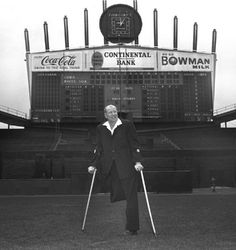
214, 103, 236, 116
0, 104, 28, 119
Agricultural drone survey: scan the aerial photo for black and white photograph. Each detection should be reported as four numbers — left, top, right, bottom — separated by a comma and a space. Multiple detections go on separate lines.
0, 0, 236, 249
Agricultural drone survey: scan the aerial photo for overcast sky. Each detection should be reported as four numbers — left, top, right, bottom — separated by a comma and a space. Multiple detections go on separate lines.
0, 0, 235, 126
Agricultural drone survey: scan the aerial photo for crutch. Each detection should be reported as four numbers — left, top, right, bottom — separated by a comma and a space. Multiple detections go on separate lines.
82, 168, 97, 231
140, 169, 157, 236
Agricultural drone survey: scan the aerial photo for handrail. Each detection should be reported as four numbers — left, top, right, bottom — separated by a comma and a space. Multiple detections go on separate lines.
214, 103, 236, 116
0, 104, 28, 119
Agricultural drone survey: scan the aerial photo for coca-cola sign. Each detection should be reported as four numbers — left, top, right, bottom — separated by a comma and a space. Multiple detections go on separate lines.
31, 52, 82, 71
41, 56, 76, 66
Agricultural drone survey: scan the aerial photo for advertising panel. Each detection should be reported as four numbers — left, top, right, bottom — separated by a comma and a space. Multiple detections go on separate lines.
158, 50, 214, 72
30, 51, 82, 72
29, 47, 157, 72
88, 47, 157, 71
29, 47, 214, 73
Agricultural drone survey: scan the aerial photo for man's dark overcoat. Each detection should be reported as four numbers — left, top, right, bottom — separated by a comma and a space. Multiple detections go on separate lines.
92, 119, 142, 179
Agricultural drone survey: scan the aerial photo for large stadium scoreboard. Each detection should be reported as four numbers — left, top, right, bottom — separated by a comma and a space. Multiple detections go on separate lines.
27, 46, 215, 123
25, 3, 216, 124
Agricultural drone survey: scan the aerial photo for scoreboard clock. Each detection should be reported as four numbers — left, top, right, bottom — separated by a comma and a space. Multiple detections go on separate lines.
100, 4, 142, 44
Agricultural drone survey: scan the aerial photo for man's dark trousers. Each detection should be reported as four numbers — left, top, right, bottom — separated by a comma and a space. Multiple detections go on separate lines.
109, 161, 139, 231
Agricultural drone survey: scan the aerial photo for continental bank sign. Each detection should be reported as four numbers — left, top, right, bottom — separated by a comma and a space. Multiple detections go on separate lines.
29, 47, 214, 72
89, 48, 156, 71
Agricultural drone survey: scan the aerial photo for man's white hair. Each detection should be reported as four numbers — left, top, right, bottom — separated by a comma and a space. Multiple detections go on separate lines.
104, 104, 117, 113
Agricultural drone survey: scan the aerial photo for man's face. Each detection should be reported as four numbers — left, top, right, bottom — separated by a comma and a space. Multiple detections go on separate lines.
105, 105, 118, 123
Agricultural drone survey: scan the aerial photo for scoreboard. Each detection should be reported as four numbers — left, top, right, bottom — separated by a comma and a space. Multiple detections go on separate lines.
27, 45, 215, 123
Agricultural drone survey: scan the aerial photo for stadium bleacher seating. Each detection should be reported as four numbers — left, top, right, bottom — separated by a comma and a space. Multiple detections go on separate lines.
0, 125, 236, 193
162, 127, 236, 150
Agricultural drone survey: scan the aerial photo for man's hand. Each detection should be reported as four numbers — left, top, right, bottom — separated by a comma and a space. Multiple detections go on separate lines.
134, 162, 144, 172
88, 166, 96, 174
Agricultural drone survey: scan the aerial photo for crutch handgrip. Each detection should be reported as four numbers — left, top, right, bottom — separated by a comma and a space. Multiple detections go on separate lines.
82, 168, 97, 231
140, 169, 157, 236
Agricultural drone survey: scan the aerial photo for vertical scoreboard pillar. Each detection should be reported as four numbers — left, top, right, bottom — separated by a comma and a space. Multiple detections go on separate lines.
84, 8, 89, 48
24, 29, 30, 53
103, 0, 107, 10
103, 0, 108, 45
43, 22, 50, 52
153, 9, 158, 47
193, 22, 198, 52
211, 29, 217, 54
134, 0, 139, 45
64, 16, 70, 50
173, 16, 178, 50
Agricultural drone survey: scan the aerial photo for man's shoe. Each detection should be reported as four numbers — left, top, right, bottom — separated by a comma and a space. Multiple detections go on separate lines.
124, 230, 138, 236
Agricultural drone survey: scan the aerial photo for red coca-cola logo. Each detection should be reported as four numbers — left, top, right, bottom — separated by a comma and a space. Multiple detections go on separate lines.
41, 56, 76, 66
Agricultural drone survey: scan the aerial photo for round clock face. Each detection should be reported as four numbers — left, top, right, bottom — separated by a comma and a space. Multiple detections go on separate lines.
100, 4, 142, 44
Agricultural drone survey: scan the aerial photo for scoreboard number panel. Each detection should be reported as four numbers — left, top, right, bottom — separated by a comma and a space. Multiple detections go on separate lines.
31, 71, 213, 123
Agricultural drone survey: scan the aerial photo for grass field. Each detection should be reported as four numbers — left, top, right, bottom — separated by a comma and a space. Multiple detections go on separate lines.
0, 189, 236, 250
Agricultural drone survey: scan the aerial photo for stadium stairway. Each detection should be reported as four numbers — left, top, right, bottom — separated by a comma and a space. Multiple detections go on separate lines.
54, 129, 92, 151
137, 131, 181, 150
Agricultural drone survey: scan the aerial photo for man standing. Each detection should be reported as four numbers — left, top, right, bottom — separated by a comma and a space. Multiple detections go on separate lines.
88, 104, 143, 235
